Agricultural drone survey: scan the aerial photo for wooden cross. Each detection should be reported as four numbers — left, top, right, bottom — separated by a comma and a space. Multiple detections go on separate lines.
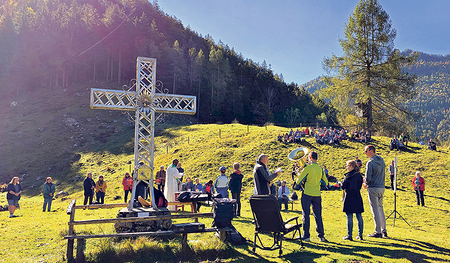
90, 57, 196, 209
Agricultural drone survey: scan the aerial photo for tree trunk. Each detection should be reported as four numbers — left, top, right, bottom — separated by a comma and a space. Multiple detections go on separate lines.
367, 97, 373, 134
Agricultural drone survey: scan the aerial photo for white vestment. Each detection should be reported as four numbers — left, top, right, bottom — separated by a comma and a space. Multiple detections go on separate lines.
164, 167, 182, 211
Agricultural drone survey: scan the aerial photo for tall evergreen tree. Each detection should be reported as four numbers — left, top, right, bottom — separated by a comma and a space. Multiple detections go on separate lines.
322, 0, 418, 132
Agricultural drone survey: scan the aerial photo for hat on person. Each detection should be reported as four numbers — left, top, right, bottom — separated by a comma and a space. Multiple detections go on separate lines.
219, 166, 226, 171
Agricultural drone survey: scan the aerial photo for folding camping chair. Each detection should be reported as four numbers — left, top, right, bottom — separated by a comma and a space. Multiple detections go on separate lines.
249, 195, 303, 256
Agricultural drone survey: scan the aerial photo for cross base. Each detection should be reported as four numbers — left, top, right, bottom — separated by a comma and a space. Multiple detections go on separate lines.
114, 207, 172, 233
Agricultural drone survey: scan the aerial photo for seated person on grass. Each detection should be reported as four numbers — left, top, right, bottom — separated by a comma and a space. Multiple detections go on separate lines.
390, 135, 400, 150
428, 139, 437, 151
277, 134, 283, 142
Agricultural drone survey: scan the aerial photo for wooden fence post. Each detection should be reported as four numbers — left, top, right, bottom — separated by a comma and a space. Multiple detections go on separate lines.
219, 129, 221, 138
247, 125, 249, 133
67, 200, 76, 262
76, 239, 86, 263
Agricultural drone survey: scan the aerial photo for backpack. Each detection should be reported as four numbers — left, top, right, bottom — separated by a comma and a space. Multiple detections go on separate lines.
291, 191, 298, 200
177, 191, 191, 202
212, 198, 235, 228
153, 187, 168, 207
226, 225, 246, 245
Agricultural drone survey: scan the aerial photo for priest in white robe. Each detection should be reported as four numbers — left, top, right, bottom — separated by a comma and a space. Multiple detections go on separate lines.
164, 160, 183, 211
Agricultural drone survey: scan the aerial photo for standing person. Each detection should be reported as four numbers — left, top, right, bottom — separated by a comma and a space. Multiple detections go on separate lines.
389, 160, 396, 190
83, 172, 95, 205
296, 151, 328, 242
165, 159, 183, 211
355, 156, 362, 171
42, 177, 55, 212
177, 162, 185, 182
278, 180, 290, 211
412, 171, 425, 207
95, 175, 107, 204
342, 160, 364, 241
364, 145, 387, 238
156, 165, 166, 192
122, 172, 133, 203
229, 162, 244, 216
253, 154, 281, 195
6, 177, 22, 218
215, 166, 229, 198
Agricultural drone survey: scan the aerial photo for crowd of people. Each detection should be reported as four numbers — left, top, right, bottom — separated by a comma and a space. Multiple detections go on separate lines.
349, 129, 371, 143
314, 127, 348, 145
277, 128, 309, 144
389, 133, 409, 150
276, 127, 370, 146
5, 143, 428, 248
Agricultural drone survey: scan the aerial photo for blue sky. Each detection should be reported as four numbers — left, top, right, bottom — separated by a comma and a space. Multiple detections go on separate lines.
157, 0, 450, 85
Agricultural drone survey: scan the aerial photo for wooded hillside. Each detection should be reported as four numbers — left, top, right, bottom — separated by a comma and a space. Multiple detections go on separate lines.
0, 0, 333, 126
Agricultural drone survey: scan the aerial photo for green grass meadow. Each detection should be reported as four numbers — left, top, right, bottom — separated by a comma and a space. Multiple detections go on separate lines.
0, 124, 449, 262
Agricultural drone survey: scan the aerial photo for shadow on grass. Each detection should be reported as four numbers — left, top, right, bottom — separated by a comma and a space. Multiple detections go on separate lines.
302, 237, 447, 262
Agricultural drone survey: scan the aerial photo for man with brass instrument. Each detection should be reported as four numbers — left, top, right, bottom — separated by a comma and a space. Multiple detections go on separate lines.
253, 154, 281, 195
296, 151, 328, 242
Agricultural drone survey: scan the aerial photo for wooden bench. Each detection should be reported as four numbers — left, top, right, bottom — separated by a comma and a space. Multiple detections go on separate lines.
65, 200, 226, 262
167, 201, 194, 213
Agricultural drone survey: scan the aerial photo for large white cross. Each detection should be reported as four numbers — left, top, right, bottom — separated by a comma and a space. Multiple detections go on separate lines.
90, 57, 196, 209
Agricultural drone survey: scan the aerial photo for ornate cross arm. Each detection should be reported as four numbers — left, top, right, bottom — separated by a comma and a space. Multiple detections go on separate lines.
90, 88, 196, 115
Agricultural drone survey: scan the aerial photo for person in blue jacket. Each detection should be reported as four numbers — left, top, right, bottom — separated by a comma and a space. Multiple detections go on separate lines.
43, 177, 56, 212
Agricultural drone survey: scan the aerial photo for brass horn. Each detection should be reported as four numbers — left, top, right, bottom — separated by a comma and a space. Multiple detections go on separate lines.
288, 147, 309, 168
289, 147, 309, 190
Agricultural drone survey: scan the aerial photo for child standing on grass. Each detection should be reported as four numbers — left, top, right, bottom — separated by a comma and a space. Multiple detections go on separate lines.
412, 171, 425, 207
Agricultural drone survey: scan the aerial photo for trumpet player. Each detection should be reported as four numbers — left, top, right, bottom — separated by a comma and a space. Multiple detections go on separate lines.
296, 151, 328, 242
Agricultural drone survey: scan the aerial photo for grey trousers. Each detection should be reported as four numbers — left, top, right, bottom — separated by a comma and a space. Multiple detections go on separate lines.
301, 193, 325, 238
367, 187, 387, 233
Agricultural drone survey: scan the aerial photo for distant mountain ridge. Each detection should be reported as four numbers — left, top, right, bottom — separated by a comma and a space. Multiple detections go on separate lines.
299, 50, 450, 143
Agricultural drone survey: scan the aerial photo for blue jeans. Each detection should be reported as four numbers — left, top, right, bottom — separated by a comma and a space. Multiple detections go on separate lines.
346, 213, 363, 237
96, 192, 105, 204
216, 187, 229, 198
43, 198, 53, 211
278, 196, 289, 210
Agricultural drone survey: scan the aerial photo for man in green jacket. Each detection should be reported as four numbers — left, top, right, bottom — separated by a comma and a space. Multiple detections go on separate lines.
43, 177, 56, 212
296, 151, 328, 242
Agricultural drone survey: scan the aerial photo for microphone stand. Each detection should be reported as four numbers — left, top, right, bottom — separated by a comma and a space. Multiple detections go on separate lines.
386, 157, 410, 227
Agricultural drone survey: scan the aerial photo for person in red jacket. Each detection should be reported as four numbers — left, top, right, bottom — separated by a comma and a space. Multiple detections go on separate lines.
122, 172, 133, 203
412, 171, 425, 207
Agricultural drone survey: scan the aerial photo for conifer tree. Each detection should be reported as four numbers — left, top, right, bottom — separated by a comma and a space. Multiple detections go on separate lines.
323, 0, 418, 133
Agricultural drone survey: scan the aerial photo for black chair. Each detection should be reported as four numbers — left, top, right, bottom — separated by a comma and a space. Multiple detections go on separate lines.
249, 195, 303, 256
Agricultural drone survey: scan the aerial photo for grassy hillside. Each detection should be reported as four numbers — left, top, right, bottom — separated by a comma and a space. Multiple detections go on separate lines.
0, 124, 449, 262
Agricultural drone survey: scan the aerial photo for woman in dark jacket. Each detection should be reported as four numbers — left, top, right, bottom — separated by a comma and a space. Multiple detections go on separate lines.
7, 177, 22, 218
83, 172, 95, 205
342, 160, 364, 241
229, 162, 243, 217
